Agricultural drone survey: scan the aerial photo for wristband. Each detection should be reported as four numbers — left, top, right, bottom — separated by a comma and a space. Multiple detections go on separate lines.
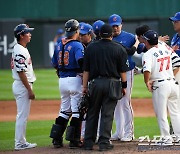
122, 81, 127, 88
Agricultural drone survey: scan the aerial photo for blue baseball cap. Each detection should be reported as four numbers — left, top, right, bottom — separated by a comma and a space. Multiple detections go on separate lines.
80, 23, 92, 35
92, 20, 105, 35
108, 14, 122, 26
57, 28, 64, 35
169, 12, 180, 21
142, 30, 158, 45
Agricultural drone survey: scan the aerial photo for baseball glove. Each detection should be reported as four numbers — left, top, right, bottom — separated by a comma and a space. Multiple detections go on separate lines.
78, 93, 90, 121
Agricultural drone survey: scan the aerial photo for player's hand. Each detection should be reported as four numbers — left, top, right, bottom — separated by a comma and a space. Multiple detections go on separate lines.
172, 45, 179, 51
134, 66, 142, 75
133, 35, 140, 48
122, 88, 126, 96
158, 35, 170, 43
146, 81, 153, 92
82, 87, 88, 95
28, 90, 35, 100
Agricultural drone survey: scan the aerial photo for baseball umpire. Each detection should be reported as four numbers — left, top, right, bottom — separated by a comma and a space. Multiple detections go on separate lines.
82, 24, 128, 151
50, 19, 84, 149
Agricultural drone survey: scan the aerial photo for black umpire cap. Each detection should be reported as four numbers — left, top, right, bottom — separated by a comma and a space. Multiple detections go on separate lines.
100, 24, 113, 38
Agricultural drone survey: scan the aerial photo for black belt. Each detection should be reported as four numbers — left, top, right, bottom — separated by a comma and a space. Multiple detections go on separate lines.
92, 76, 119, 81
157, 78, 174, 82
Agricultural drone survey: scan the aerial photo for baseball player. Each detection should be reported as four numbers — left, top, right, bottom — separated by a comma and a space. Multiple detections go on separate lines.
78, 22, 92, 141
109, 14, 136, 142
50, 19, 84, 149
142, 30, 180, 145
169, 12, 180, 112
12, 24, 37, 150
92, 20, 105, 41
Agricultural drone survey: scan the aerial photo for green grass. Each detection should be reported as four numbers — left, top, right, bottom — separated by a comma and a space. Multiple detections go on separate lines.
0, 69, 60, 100
0, 69, 151, 100
0, 117, 159, 151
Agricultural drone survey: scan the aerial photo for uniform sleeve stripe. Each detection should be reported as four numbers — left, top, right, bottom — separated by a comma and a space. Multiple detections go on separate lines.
15, 54, 26, 59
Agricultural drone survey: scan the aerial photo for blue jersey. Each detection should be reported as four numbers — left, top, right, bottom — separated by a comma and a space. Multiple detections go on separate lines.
52, 39, 84, 78
171, 33, 180, 57
113, 30, 136, 70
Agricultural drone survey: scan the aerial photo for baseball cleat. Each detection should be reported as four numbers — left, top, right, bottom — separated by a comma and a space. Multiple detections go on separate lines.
15, 142, 37, 150
110, 133, 121, 141
121, 135, 135, 142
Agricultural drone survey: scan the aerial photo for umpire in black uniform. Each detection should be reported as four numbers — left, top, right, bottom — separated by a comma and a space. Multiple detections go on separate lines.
82, 24, 129, 151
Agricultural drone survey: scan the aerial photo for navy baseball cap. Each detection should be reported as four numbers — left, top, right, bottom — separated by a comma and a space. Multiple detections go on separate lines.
80, 23, 92, 35
108, 14, 122, 26
169, 12, 180, 21
142, 30, 158, 45
100, 24, 113, 38
92, 20, 105, 35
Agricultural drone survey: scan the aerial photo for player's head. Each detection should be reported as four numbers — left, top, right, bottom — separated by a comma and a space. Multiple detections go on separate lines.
108, 14, 122, 37
142, 30, 158, 46
92, 20, 105, 36
100, 24, 113, 39
65, 19, 80, 38
135, 25, 151, 43
169, 12, 180, 32
57, 28, 64, 35
14, 24, 34, 41
79, 23, 93, 45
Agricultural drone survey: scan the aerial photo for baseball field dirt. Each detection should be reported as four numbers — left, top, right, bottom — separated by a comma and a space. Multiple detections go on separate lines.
0, 99, 179, 154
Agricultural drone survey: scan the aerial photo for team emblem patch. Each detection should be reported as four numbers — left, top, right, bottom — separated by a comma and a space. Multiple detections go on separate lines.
67, 45, 72, 51
113, 17, 117, 21
18, 58, 25, 64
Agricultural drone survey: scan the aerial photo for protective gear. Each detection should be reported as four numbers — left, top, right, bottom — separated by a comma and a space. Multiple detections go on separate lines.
65, 126, 75, 141
78, 93, 90, 121
66, 117, 82, 148
50, 116, 68, 148
14, 24, 34, 38
50, 124, 64, 139
65, 19, 79, 37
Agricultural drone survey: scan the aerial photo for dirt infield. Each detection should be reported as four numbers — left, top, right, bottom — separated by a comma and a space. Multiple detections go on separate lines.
1, 99, 180, 153
0, 98, 155, 122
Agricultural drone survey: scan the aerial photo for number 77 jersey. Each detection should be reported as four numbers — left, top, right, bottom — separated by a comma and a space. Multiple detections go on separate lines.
142, 41, 174, 81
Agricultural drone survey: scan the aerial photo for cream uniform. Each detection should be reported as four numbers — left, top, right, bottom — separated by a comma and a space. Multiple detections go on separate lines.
142, 43, 180, 139
12, 43, 36, 146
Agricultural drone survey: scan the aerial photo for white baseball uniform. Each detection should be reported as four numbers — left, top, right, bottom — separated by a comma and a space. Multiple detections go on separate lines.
12, 43, 36, 146
142, 42, 180, 138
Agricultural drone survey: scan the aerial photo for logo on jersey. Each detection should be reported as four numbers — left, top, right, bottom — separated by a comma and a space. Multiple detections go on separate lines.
67, 45, 72, 51
18, 58, 25, 64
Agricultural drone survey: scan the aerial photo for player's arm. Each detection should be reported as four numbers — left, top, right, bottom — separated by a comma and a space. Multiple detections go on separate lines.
143, 71, 153, 92
173, 68, 179, 76
83, 71, 89, 94
18, 71, 35, 99
120, 72, 127, 96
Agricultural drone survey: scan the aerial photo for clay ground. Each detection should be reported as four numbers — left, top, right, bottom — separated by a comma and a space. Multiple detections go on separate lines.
0, 99, 155, 122
0, 99, 178, 153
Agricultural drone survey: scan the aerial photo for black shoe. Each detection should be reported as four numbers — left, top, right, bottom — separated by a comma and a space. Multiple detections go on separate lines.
83, 145, 93, 150
82, 141, 94, 150
69, 141, 82, 149
99, 143, 114, 151
52, 139, 63, 148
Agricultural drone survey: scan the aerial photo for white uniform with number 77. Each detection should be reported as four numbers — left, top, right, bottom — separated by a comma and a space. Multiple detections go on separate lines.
142, 43, 180, 138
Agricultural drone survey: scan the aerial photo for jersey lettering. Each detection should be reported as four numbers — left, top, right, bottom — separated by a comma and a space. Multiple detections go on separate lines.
157, 56, 170, 72
58, 51, 69, 66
